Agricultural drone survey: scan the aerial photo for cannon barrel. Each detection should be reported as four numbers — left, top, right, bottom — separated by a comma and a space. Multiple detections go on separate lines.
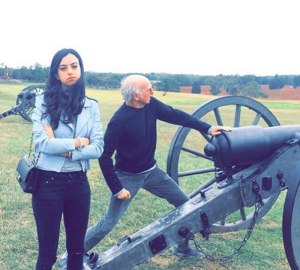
204, 125, 300, 169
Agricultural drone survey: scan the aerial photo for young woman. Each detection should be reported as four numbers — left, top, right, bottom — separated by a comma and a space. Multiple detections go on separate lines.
31, 48, 104, 270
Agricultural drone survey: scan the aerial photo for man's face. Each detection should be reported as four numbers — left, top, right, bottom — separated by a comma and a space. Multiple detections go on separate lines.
136, 81, 154, 105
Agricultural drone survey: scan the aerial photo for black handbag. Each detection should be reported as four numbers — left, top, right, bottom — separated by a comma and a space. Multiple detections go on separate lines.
16, 134, 40, 194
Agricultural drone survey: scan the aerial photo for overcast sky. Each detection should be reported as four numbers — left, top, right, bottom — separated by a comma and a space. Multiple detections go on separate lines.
0, 0, 299, 76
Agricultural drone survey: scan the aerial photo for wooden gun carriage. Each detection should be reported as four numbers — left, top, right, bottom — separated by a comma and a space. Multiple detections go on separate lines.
84, 96, 300, 270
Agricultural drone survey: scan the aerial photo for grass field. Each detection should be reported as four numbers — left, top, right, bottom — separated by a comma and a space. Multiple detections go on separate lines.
1, 83, 300, 270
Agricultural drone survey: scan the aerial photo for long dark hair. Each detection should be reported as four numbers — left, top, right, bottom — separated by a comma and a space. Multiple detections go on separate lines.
43, 48, 86, 129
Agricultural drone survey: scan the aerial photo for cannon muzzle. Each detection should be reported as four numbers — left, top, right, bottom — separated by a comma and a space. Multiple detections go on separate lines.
204, 125, 300, 169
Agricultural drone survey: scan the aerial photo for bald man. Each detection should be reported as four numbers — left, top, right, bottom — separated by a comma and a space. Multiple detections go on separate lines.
82, 75, 229, 264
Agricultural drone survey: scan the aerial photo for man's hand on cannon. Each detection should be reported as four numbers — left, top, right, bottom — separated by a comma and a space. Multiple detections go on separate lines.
210, 126, 232, 136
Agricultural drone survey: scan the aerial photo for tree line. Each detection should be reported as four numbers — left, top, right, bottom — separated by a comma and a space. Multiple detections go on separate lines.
1, 64, 300, 98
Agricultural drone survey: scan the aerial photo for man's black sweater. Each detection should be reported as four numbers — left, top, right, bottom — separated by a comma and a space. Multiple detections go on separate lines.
99, 97, 211, 194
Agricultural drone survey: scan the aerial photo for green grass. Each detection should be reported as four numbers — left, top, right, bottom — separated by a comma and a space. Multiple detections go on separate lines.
0, 83, 296, 269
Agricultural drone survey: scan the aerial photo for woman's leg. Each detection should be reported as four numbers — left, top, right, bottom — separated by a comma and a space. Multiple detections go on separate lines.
32, 172, 66, 270
63, 172, 91, 270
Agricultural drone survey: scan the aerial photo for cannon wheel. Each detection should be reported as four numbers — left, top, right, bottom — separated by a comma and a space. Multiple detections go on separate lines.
16, 84, 45, 122
167, 95, 281, 232
282, 164, 300, 269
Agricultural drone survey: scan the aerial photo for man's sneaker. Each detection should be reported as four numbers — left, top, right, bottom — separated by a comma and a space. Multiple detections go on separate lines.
171, 246, 205, 258
86, 252, 99, 269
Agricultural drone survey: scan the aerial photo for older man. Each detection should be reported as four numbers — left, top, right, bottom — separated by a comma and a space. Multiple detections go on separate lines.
82, 74, 230, 260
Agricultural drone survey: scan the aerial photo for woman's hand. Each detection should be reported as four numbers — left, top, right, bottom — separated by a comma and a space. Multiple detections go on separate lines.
43, 124, 55, 139
61, 152, 71, 157
74, 137, 90, 149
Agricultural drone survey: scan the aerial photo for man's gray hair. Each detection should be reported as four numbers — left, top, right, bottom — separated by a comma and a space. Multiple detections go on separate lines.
120, 75, 143, 102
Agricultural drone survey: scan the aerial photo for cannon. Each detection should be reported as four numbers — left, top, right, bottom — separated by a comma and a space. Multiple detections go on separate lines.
204, 125, 300, 169
204, 124, 300, 268
0, 84, 45, 122
80, 96, 300, 270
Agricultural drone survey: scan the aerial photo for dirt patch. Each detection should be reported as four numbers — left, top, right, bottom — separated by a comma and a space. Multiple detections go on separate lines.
260, 85, 300, 100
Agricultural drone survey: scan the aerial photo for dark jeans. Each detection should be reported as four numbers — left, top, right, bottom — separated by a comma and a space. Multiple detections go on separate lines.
32, 169, 90, 270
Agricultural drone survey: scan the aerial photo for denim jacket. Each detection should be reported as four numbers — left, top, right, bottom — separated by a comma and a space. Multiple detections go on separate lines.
32, 93, 104, 172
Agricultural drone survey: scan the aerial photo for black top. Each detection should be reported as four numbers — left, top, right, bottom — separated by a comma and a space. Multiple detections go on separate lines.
99, 97, 211, 194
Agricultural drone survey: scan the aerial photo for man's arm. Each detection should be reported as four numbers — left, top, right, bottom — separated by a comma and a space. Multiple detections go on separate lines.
98, 119, 131, 199
152, 97, 211, 133
152, 97, 231, 135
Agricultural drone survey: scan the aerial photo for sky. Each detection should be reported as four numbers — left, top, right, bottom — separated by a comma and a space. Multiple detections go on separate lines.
0, 0, 299, 76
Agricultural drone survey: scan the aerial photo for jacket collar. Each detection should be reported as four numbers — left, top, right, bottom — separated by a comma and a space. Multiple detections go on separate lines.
64, 98, 93, 135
